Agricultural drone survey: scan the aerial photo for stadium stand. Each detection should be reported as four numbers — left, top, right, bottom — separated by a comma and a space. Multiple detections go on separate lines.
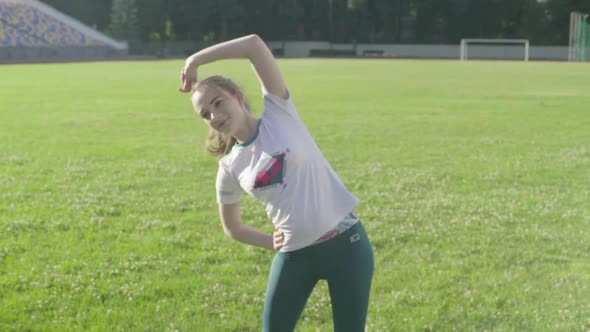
0, 19, 47, 47
0, 1, 104, 47
0, 0, 127, 62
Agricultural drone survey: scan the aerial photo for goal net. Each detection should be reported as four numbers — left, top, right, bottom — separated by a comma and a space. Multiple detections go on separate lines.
569, 12, 590, 62
460, 39, 529, 61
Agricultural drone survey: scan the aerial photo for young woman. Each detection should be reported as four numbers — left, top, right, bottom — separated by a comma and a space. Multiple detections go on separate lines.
178, 34, 374, 332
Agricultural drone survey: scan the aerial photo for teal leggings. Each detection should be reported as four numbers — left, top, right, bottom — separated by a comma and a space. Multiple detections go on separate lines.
263, 222, 374, 331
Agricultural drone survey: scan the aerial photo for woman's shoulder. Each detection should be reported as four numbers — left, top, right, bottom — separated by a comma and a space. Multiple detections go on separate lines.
262, 89, 297, 115
218, 150, 238, 171
218, 136, 256, 172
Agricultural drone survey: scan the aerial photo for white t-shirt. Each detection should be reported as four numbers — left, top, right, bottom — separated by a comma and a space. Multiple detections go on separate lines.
216, 92, 359, 252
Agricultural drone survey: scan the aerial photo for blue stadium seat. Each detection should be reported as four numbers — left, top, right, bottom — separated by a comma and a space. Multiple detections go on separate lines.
0, 2, 106, 47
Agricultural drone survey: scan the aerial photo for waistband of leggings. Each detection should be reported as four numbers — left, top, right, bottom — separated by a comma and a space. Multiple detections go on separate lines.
312, 212, 360, 245
282, 221, 364, 256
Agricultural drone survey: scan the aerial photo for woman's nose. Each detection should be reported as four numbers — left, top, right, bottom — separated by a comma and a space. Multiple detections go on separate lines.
209, 111, 224, 123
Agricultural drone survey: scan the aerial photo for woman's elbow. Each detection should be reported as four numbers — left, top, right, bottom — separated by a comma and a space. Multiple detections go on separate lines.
247, 34, 268, 51
222, 224, 241, 240
247, 34, 263, 44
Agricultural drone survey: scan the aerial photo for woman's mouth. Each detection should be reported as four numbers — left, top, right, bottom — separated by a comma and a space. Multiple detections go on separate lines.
217, 119, 228, 130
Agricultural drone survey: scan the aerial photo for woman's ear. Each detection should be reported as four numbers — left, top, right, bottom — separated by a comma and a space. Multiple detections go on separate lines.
235, 92, 246, 106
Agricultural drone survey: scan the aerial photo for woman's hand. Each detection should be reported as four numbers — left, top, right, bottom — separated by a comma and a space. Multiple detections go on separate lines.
176, 35, 286, 98
178, 59, 197, 93
272, 227, 284, 250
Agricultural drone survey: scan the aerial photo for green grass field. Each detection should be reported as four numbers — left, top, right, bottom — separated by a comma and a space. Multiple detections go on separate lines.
1, 58, 589, 331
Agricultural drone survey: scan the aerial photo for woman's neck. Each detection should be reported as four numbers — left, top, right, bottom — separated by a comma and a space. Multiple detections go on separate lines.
234, 114, 258, 144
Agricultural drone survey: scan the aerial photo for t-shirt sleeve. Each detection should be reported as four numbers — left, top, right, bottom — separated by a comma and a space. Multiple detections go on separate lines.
262, 89, 298, 115
215, 162, 243, 204
261, 89, 315, 145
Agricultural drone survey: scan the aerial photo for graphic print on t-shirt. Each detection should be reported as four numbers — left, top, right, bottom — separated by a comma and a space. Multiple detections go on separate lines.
254, 152, 287, 190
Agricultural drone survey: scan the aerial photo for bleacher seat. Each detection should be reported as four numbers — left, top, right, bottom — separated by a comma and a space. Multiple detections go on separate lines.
0, 21, 47, 46
0, 1, 106, 47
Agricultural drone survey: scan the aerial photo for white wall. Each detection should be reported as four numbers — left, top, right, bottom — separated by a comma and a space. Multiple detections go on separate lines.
530, 46, 568, 60
267, 41, 568, 60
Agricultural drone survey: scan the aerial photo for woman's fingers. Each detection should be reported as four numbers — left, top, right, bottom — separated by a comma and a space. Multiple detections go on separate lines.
178, 66, 196, 93
177, 69, 187, 92
272, 227, 284, 250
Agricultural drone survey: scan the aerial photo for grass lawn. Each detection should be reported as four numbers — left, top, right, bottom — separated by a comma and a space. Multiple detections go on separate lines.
1, 58, 589, 331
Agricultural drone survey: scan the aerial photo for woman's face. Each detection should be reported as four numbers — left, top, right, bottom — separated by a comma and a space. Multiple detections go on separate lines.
192, 85, 245, 136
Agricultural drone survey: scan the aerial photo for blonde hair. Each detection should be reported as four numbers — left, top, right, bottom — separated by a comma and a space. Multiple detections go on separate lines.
191, 75, 251, 158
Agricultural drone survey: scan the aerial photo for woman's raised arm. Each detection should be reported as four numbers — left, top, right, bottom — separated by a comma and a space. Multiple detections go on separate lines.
178, 34, 288, 99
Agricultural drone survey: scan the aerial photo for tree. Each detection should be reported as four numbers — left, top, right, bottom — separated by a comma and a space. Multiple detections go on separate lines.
108, 0, 140, 41
36, 0, 590, 47
135, 0, 168, 42
41, 0, 112, 31
544, 0, 590, 44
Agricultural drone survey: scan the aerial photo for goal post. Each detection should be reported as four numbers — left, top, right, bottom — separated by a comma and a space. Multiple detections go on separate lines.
460, 39, 529, 61
569, 12, 590, 62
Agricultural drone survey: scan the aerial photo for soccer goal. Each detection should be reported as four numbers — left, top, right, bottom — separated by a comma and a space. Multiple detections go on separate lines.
460, 39, 529, 61
568, 12, 590, 62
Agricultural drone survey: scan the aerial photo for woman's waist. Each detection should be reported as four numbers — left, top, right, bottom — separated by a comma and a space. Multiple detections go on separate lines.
312, 212, 359, 245
277, 210, 360, 252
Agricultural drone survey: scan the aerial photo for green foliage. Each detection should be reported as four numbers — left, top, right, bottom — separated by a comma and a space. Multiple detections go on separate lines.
1, 59, 589, 331
40, 0, 112, 31
148, 32, 161, 43
202, 32, 216, 46
39, 0, 590, 44
164, 17, 175, 41
108, 0, 140, 41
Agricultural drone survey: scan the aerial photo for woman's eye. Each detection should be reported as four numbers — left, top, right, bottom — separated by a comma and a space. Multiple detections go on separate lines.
214, 100, 222, 108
